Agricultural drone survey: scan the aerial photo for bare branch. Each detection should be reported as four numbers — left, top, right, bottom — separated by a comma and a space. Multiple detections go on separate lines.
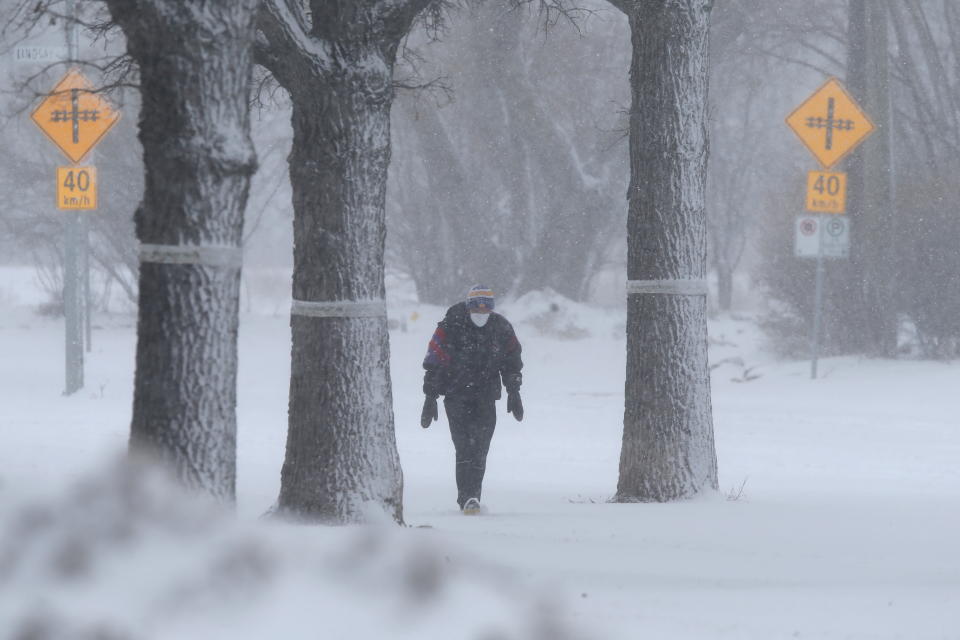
250, 66, 291, 112
392, 39, 453, 104
735, 43, 837, 79
796, 36, 845, 73
522, 0, 595, 34
256, 0, 329, 81
0, 0, 57, 47
377, 0, 440, 41
393, 75, 454, 104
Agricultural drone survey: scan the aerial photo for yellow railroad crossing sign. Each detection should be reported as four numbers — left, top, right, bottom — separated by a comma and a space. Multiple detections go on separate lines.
806, 170, 846, 214
57, 166, 97, 210
31, 69, 120, 164
786, 77, 875, 169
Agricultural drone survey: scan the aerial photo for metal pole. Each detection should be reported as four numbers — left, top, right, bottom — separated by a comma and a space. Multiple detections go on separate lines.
83, 215, 92, 352
63, 0, 84, 394
810, 215, 825, 380
65, 214, 84, 394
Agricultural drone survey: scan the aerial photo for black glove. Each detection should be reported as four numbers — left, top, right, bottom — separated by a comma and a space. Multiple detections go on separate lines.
421, 395, 438, 428
507, 390, 524, 422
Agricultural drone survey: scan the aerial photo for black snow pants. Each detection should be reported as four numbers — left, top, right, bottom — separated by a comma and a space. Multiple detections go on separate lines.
444, 393, 497, 509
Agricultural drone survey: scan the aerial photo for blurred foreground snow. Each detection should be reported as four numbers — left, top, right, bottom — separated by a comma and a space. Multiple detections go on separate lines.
0, 460, 583, 640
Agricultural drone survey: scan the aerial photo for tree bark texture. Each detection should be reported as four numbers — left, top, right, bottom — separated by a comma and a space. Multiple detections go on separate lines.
276, 61, 403, 524
108, 0, 259, 500
255, 1, 425, 522
844, 0, 898, 357
616, 0, 719, 502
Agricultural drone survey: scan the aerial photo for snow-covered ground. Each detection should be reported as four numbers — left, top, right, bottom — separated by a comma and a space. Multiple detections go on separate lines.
1, 267, 958, 639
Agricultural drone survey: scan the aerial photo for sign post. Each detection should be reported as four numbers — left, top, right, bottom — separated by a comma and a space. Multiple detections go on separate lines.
66, 1, 83, 395
810, 224, 826, 380
787, 77, 874, 379
62, 163, 95, 356
29, 3, 120, 394
794, 214, 853, 379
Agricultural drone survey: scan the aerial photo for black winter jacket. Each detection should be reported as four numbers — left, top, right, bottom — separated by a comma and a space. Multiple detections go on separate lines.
422, 302, 523, 400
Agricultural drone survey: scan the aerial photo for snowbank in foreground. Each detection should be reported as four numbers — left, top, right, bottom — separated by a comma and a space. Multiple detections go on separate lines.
0, 460, 584, 640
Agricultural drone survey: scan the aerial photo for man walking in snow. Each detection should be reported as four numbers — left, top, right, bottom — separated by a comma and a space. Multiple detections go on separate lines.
420, 285, 524, 514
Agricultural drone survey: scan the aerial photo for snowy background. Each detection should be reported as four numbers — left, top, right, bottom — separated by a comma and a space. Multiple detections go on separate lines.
1, 266, 958, 639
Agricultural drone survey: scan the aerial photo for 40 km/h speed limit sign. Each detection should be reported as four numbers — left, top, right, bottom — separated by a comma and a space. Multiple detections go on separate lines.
806, 170, 846, 214
57, 166, 97, 210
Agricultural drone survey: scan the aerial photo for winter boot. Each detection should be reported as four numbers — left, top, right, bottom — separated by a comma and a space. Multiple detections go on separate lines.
462, 497, 481, 515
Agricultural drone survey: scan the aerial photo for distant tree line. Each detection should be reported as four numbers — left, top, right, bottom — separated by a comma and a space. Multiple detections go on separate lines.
387, 0, 628, 305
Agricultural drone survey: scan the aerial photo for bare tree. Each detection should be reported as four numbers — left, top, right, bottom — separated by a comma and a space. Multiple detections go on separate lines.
253, 0, 439, 523
388, 2, 626, 303
707, 77, 759, 312
607, 0, 718, 502
390, 94, 502, 305
886, 0, 960, 357
705, 2, 779, 313
844, 0, 897, 357
105, 0, 260, 500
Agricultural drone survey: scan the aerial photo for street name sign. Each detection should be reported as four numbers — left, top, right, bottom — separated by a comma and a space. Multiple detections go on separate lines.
14, 45, 68, 65
57, 167, 97, 210
31, 69, 120, 164
786, 77, 875, 169
806, 170, 846, 214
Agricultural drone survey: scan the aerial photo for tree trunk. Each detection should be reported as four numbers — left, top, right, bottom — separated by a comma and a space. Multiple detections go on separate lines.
845, 0, 898, 357
616, 0, 718, 503
107, 0, 259, 500
276, 51, 404, 524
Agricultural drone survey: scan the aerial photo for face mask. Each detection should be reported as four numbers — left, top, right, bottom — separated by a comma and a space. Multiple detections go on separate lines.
470, 312, 490, 328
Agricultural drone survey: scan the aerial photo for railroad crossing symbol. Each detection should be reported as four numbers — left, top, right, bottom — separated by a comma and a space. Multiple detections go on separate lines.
785, 77, 875, 169
31, 69, 120, 164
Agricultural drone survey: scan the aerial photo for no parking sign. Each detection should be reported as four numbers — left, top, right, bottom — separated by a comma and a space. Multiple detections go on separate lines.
795, 215, 850, 259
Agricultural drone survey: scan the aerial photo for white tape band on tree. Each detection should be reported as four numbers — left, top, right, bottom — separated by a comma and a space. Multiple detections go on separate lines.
291, 299, 387, 318
626, 279, 709, 296
139, 244, 243, 268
